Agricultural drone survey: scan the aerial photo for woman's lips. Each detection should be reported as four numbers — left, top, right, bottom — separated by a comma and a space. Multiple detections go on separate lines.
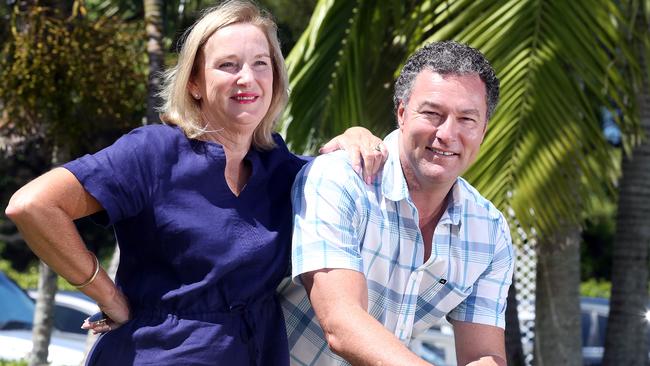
231, 93, 258, 104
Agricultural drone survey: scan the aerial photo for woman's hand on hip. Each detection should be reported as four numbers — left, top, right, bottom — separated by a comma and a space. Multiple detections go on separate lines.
82, 287, 131, 334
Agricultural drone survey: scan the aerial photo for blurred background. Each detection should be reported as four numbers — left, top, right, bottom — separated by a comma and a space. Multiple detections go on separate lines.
0, 1, 648, 365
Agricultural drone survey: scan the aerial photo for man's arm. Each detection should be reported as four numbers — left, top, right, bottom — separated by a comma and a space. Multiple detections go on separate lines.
451, 320, 507, 366
303, 268, 431, 366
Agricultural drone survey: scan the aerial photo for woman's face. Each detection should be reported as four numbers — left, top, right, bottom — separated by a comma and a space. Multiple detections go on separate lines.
189, 23, 273, 134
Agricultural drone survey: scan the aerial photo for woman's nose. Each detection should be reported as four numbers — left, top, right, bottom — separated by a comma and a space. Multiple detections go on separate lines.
236, 64, 253, 86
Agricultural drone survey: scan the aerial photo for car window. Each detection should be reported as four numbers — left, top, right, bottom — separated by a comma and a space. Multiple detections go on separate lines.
0, 274, 35, 328
596, 315, 607, 346
53, 304, 89, 334
581, 308, 608, 348
581, 312, 591, 345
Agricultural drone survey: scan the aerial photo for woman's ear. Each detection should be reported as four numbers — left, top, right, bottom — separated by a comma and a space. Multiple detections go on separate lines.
187, 80, 201, 100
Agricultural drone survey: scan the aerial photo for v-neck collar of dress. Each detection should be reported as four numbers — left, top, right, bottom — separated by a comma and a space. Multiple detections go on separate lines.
192, 137, 264, 199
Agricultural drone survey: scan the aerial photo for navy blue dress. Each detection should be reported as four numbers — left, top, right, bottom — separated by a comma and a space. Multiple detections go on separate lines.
64, 124, 306, 365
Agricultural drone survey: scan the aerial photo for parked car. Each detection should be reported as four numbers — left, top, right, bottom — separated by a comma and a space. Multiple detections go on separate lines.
409, 319, 456, 365
28, 289, 99, 335
0, 271, 97, 365
410, 297, 649, 366
574, 297, 650, 366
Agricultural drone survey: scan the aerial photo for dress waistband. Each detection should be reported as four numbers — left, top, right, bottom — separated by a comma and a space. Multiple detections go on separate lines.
131, 291, 276, 323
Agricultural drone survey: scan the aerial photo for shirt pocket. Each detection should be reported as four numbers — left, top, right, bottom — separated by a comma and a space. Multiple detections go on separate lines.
412, 279, 473, 336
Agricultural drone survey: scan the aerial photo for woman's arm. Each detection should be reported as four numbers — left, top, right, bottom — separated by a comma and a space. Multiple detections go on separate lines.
5, 167, 130, 331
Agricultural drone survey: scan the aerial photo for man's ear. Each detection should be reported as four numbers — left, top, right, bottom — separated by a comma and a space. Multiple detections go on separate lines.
397, 101, 406, 128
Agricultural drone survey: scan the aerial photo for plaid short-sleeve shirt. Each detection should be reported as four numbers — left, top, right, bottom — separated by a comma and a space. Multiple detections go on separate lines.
279, 130, 514, 366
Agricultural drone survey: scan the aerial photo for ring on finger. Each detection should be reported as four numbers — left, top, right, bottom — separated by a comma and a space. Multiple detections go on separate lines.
373, 144, 382, 152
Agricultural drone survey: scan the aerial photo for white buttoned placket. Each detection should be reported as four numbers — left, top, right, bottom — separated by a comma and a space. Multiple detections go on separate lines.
393, 196, 426, 343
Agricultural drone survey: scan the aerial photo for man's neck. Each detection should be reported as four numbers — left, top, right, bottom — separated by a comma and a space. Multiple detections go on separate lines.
410, 187, 450, 232
402, 168, 455, 225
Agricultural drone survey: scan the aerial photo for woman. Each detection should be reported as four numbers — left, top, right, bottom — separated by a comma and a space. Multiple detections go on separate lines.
5, 1, 384, 365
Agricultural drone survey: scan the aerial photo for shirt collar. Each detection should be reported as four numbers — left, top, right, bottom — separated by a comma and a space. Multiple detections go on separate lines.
440, 179, 463, 226
381, 130, 410, 202
381, 129, 463, 226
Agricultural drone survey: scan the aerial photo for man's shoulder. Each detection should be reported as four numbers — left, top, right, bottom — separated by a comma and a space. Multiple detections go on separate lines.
298, 151, 362, 184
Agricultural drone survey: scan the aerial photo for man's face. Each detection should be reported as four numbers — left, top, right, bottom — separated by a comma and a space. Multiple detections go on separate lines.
397, 69, 488, 191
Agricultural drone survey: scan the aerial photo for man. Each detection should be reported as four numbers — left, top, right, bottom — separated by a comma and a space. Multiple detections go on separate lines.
279, 41, 514, 366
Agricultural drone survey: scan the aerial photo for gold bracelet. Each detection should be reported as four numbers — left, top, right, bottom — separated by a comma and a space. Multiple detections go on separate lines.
70, 251, 100, 289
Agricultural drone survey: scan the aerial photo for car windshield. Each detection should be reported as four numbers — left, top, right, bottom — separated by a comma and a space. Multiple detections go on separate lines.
0, 273, 35, 329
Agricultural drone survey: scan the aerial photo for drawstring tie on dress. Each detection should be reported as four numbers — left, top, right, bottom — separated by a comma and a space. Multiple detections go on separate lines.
229, 301, 259, 366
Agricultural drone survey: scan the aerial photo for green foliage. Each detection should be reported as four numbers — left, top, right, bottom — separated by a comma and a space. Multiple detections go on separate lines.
581, 279, 612, 299
0, 3, 140, 265
581, 198, 617, 281
0, 5, 146, 156
82, 0, 317, 68
0, 257, 75, 291
0, 4, 10, 45
0, 359, 28, 366
280, 0, 410, 152
0, 249, 112, 291
578, 279, 650, 300
280, 0, 639, 237
259, 0, 317, 54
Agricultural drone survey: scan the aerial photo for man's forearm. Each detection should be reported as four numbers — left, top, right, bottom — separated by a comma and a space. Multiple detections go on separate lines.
305, 269, 432, 366
318, 304, 431, 366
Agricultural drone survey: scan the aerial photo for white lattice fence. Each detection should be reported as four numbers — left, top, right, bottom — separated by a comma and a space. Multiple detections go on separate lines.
509, 208, 537, 366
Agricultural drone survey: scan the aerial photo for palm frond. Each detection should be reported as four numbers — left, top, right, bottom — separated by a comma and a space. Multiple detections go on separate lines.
281, 0, 638, 237
438, 0, 631, 233
279, 0, 416, 153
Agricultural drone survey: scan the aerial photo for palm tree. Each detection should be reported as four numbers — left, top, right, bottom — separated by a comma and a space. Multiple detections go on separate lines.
29, 263, 57, 366
278, 0, 635, 364
144, 0, 164, 125
603, 3, 650, 364
534, 225, 582, 365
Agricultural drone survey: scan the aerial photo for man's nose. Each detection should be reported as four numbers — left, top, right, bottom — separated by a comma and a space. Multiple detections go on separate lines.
434, 116, 458, 141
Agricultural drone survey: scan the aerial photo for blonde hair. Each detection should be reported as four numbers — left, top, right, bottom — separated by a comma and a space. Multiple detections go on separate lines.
158, 0, 288, 150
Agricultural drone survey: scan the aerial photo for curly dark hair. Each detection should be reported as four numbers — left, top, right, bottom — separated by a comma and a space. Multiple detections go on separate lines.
393, 41, 500, 120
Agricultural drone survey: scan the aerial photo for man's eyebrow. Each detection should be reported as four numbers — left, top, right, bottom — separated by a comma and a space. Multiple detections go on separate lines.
417, 101, 481, 117
459, 108, 481, 117
416, 101, 441, 110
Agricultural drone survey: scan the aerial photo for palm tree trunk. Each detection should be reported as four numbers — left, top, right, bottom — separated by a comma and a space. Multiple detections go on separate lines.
534, 225, 582, 366
144, 0, 164, 125
28, 261, 57, 366
602, 24, 650, 366
505, 278, 525, 366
